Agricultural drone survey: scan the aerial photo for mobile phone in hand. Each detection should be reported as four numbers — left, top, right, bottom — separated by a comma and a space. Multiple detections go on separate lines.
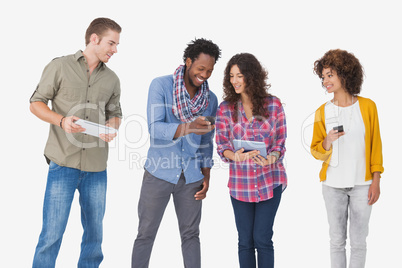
333, 125, 344, 133
204, 116, 216, 125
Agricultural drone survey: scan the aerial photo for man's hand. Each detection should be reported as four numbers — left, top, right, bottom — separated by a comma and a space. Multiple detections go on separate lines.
99, 118, 121, 142
194, 168, 210, 200
99, 125, 118, 143
188, 116, 215, 135
62, 116, 86, 133
174, 116, 214, 138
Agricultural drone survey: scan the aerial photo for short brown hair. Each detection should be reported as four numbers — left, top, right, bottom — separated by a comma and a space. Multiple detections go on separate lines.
313, 49, 364, 95
85, 17, 121, 46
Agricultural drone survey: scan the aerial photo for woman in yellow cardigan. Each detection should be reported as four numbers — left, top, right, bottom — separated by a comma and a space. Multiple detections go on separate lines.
310, 49, 384, 268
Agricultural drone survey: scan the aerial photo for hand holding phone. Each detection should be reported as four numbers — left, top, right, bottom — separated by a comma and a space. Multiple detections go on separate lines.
204, 116, 216, 125
333, 125, 344, 133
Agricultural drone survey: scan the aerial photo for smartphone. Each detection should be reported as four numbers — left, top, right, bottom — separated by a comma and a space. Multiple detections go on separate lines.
204, 116, 216, 125
333, 125, 344, 132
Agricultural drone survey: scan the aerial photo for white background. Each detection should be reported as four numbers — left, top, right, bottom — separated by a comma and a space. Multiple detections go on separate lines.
1, 0, 400, 267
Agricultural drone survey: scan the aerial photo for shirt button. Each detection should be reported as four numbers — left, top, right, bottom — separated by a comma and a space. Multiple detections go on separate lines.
254, 170, 256, 172
182, 149, 184, 151
88, 85, 91, 87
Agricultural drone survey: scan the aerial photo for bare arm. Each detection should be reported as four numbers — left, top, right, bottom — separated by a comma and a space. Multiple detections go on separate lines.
29, 101, 85, 133
30, 101, 64, 127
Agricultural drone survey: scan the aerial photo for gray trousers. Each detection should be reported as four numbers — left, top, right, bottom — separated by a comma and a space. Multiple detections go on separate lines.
132, 170, 204, 268
322, 184, 372, 268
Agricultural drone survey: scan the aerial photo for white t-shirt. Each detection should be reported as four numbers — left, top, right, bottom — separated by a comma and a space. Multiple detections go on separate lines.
323, 100, 371, 188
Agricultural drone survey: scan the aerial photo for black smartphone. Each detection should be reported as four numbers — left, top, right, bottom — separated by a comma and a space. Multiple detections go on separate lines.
204, 116, 216, 125
333, 125, 344, 132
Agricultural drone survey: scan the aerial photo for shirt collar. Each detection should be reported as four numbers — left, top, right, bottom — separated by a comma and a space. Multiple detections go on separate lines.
74, 50, 105, 69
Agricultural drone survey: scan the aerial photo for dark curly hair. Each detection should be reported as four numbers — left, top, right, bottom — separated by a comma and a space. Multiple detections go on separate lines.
313, 49, 364, 95
183, 38, 221, 64
223, 53, 271, 122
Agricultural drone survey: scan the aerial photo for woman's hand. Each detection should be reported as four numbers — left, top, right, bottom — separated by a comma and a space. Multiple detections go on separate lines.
252, 155, 277, 166
368, 172, 381, 205
323, 129, 345, 151
232, 148, 260, 162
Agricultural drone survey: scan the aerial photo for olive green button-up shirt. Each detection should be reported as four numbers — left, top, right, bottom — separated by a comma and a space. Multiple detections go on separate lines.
30, 50, 122, 172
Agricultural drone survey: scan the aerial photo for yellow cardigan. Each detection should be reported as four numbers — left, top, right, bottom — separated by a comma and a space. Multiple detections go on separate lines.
310, 96, 384, 182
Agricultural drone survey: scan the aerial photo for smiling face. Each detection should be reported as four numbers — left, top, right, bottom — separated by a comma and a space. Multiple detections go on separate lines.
321, 68, 344, 94
229, 65, 246, 95
93, 29, 120, 63
184, 53, 215, 91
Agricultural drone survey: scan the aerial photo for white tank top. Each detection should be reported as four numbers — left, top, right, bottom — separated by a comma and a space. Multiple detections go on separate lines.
323, 100, 371, 188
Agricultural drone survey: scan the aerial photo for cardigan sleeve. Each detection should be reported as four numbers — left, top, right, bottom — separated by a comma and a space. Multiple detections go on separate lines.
368, 100, 384, 174
310, 104, 332, 162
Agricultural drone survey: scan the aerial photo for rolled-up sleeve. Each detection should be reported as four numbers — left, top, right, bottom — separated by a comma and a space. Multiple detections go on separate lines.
271, 102, 287, 159
106, 77, 122, 119
30, 60, 61, 104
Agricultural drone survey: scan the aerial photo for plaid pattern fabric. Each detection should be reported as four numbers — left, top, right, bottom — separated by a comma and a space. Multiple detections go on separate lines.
215, 96, 287, 202
172, 65, 210, 122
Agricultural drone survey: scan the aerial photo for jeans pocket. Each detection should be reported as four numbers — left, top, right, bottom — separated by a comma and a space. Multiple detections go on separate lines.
49, 161, 62, 171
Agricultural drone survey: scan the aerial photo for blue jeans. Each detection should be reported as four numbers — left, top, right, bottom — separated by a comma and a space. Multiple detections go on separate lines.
32, 161, 107, 268
231, 186, 282, 268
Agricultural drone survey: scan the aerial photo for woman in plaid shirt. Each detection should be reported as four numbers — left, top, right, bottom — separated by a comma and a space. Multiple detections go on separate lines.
215, 53, 287, 268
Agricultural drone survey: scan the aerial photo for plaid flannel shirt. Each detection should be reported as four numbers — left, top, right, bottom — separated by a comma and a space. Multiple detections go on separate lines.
216, 96, 287, 202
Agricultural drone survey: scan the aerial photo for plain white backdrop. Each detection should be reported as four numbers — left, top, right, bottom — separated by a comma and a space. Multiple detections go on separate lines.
1, 0, 400, 267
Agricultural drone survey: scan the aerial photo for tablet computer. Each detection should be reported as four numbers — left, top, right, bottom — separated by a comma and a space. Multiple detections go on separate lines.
233, 139, 267, 157
74, 119, 117, 137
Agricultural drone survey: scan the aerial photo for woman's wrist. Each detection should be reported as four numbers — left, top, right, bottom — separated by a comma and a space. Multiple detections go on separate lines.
223, 149, 235, 161
268, 151, 280, 159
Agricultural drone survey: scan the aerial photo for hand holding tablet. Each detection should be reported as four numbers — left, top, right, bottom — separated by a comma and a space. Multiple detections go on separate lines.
233, 139, 267, 157
74, 119, 117, 138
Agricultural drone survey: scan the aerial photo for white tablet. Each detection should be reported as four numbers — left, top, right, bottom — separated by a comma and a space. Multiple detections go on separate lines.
74, 119, 117, 137
232, 139, 267, 157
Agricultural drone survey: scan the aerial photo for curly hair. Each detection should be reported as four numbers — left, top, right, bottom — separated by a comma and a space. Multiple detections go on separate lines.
313, 49, 364, 95
183, 38, 221, 64
223, 53, 271, 122
85, 17, 121, 46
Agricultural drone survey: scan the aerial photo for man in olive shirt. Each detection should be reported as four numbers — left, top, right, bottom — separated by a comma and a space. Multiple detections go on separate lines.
30, 18, 122, 268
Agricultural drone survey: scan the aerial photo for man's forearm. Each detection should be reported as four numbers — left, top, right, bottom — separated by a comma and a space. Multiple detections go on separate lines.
30, 101, 63, 126
173, 123, 190, 139
201, 167, 211, 178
